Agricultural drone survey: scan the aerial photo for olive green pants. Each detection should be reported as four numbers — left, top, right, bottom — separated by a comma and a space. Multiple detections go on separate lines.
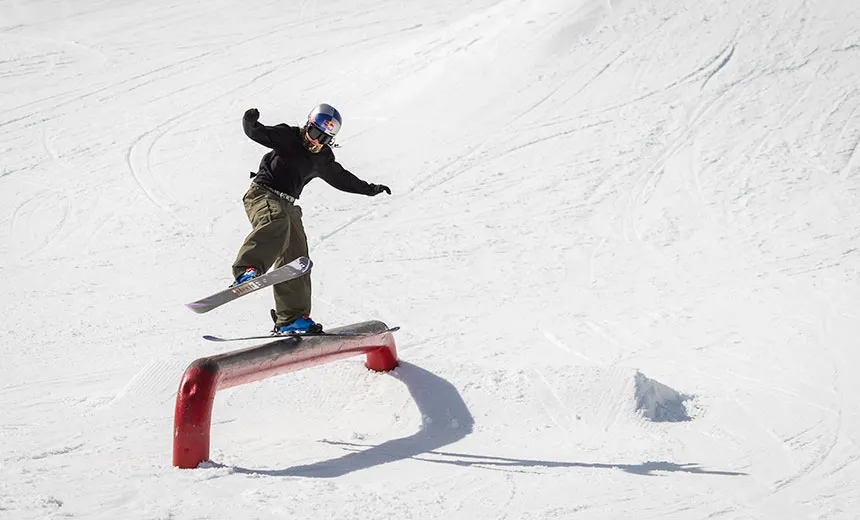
232, 183, 311, 326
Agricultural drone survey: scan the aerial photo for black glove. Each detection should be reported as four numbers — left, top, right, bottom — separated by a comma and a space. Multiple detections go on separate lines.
368, 183, 391, 196
245, 108, 260, 121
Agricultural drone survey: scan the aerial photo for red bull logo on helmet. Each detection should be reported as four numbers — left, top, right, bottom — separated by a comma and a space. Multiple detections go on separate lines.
313, 116, 340, 136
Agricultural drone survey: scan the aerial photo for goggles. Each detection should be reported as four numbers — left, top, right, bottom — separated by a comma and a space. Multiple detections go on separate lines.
305, 124, 334, 145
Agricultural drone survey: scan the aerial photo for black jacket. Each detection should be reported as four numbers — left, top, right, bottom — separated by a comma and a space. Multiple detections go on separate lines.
242, 111, 374, 199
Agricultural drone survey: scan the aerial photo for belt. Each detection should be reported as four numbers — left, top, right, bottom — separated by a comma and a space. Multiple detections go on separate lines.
252, 181, 296, 203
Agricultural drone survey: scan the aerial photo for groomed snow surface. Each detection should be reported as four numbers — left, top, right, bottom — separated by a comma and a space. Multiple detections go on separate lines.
2, 0, 859, 518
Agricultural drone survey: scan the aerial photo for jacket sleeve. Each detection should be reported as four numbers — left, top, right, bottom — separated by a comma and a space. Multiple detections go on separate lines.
242, 111, 279, 149
318, 155, 374, 195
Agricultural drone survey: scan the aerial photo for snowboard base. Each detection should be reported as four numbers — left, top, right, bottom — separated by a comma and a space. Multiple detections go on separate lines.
185, 257, 312, 314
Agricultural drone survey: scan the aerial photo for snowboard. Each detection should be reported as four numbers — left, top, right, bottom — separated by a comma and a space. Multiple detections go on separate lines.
202, 326, 400, 342
185, 256, 312, 314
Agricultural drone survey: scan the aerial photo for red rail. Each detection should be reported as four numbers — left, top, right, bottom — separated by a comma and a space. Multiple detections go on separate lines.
172, 321, 398, 468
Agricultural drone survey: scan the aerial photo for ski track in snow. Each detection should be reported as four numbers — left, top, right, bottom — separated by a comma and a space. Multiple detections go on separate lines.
124, 64, 284, 212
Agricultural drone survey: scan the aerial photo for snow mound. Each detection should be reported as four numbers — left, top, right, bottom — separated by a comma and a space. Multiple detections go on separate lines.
633, 371, 692, 422
501, 366, 694, 432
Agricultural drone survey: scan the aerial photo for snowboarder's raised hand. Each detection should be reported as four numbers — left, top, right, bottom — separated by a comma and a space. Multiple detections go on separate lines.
245, 108, 260, 121
368, 183, 391, 196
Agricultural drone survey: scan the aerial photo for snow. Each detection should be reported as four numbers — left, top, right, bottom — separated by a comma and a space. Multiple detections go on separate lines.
2, 0, 859, 517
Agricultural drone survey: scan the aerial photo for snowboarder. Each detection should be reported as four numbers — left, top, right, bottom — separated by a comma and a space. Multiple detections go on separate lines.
231, 104, 391, 334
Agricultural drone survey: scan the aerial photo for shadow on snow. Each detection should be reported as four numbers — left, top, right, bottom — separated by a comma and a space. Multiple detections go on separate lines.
219, 361, 745, 478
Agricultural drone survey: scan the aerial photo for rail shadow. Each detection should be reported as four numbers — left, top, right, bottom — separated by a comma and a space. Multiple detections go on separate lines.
227, 360, 473, 478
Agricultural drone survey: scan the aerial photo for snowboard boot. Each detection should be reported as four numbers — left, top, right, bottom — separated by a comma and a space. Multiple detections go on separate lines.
273, 316, 323, 335
231, 267, 261, 287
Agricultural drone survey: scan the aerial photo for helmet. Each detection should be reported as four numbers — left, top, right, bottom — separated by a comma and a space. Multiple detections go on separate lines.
305, 103, 342, 146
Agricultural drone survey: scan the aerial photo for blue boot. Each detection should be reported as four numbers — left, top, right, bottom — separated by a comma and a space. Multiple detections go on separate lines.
275, 316, 323, 335
231, 267, 260, 287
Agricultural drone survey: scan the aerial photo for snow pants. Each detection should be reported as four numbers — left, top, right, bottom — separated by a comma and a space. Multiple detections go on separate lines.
232, 183, 311, 326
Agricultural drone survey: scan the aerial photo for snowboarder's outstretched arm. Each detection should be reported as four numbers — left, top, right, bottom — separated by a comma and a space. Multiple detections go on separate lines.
242, 108, 280, 149
319, 156, 391, 196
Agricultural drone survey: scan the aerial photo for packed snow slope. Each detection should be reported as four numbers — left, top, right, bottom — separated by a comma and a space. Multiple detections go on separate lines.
2, 0, 860, 518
